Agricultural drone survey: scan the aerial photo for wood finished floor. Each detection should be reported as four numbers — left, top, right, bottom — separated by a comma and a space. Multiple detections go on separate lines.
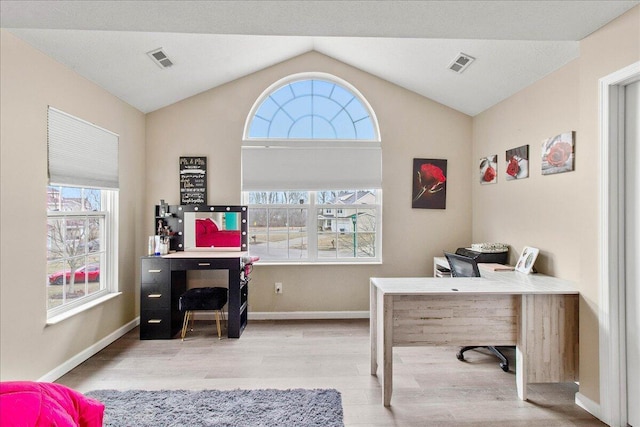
57, 319, 605, 427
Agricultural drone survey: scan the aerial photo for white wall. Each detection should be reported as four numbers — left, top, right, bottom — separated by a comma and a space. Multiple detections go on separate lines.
471, 5, 640, 406
145, 51, 474, 313
0, 30, 146, 381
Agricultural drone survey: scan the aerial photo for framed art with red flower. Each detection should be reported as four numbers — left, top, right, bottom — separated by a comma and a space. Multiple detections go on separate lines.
505, 145, 529, 181
479, 155, 497, 184
412, 158, 447, 209
542, 131, 575, 175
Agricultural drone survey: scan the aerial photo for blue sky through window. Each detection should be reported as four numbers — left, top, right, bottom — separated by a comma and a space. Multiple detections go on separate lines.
249, 79, 375, 140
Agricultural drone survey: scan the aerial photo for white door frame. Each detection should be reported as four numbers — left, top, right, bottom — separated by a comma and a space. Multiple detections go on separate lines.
599, 60, 640, 427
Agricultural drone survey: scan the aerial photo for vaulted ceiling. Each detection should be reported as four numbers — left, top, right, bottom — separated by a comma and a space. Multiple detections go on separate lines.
1, 1, 638, 115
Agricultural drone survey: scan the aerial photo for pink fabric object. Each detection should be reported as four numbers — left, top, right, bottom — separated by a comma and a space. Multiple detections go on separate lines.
195, 219, 240, 248
0, 381, 104, 427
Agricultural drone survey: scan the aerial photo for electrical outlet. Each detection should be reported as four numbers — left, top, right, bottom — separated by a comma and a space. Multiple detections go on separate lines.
275, 282, 283, 294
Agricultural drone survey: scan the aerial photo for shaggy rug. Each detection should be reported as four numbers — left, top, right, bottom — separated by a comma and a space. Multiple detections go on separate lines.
86, 388, 343, 427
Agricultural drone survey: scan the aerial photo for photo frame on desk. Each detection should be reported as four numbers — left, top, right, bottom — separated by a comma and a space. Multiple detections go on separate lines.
515, 246, 539, 274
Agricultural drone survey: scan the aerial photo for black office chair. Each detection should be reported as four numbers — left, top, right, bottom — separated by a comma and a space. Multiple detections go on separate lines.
444, 252, 510, 372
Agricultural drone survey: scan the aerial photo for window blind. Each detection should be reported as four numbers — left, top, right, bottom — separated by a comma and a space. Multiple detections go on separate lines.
241, 145, 382, 191
47, 107, 119, 189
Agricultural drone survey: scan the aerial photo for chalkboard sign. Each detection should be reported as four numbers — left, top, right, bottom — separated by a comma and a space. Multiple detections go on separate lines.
179, 156, 207, 205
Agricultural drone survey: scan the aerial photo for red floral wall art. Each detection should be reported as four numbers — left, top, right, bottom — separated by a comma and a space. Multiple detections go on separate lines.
412, 158, 447, 209
505, 145, 529, 181
542, 131, 575, 175
479, 155, 497, 184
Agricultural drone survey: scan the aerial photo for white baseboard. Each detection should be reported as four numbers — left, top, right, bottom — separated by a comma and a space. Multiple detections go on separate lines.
575, 392, 603, 424
193, 311, 370, 321
250, 311, 369, 320
38, 317, 140, 382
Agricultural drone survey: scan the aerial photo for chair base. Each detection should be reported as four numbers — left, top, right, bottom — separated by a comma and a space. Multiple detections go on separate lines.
180, 310, 226, 341
456, 346, 510, 372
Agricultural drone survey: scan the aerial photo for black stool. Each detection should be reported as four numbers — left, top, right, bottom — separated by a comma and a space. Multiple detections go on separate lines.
179, 287, 228, 340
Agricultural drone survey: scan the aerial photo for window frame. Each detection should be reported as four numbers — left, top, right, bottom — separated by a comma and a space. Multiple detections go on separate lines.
244, 190, 382, 264
243, 72, 380, 142
46, 185, 118, 320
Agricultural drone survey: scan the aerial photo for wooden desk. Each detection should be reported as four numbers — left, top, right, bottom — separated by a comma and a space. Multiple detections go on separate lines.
140, 251, 250, 340
370, 271, 579, 406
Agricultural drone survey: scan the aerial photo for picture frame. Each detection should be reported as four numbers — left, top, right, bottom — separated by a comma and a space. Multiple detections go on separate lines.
479, 155, 497, 184
542, 131, 575, 175
505, 145, 529, 181
515, 246, 539, 274
412, 158, 447, 209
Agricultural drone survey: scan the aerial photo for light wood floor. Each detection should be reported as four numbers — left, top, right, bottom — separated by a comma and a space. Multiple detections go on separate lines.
57, 319, 605, 426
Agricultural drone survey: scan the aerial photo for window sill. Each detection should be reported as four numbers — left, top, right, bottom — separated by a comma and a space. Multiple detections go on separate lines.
253, 260, 382, 267
46, 292, 122, 326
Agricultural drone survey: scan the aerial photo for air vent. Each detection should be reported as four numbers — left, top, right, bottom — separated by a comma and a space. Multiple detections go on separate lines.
448, 52, 475, 73
147, 48, 174, 69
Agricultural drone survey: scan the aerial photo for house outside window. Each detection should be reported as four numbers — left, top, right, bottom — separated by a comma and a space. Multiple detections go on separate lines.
246, 189, 381, 262
242, 73, 382, 263
47, 186, 114, 312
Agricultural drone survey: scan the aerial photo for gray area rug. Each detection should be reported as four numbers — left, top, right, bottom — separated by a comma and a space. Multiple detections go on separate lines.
86, 388, 344, 427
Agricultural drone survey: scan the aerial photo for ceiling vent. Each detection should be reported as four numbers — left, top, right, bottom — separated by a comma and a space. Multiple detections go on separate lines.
147, 48, 173, 69
448, 52, 475, 73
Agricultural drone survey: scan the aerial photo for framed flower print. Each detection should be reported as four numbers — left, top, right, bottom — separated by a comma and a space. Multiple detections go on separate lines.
412, 158, 447, 209
480, 155, 497, 184
542, 131, 575, 175
505, 145, 529, 181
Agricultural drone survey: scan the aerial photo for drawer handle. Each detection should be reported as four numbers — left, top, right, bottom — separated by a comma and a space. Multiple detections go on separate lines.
147, 319, 162, 324
148, 269, 162, 273
198, 263, 211, 266
147, 294, 162, 298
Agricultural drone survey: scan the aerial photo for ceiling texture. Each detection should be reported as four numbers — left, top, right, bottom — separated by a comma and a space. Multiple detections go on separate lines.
1, 1, 638, 115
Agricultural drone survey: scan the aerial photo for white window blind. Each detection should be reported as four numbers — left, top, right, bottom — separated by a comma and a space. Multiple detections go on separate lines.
47, 107, 119, 189
241, 145, 382, 191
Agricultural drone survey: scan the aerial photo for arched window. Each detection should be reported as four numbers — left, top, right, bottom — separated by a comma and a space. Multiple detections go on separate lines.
246, 77, 378, 140
242, 73, 382, 263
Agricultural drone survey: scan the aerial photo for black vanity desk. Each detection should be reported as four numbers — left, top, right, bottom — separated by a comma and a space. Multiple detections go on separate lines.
140, 251, 250, 340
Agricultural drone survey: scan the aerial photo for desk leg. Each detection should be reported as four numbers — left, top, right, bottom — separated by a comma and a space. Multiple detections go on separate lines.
380, 293, 394, 407
370, 282, 378, 376
516, 295, 528, 401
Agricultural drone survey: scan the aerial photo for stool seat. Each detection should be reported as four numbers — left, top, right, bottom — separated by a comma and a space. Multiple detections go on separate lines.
179, 287, 228, 340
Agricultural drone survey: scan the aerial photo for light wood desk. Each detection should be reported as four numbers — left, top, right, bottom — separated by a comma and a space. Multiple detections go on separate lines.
370, 268, 579, 406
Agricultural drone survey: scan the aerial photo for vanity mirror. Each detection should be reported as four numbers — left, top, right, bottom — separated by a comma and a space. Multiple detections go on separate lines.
156, 205, 248, 252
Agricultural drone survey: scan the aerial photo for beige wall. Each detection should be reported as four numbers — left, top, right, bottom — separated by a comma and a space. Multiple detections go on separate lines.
0, 30, 146, 381
472, 6, 639, 405
146, 51, 473, 313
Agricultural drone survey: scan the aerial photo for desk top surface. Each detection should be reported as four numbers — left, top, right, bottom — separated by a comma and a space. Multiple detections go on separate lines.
162, 251, 248, 259
371, 270, 578, 295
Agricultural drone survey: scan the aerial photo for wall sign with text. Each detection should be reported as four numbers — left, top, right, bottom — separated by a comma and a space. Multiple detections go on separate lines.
179, 156, 207, 205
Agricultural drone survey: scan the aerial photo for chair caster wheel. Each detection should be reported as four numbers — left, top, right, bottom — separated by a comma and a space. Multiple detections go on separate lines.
500, 363, 509, 372
456, 352, 464, 361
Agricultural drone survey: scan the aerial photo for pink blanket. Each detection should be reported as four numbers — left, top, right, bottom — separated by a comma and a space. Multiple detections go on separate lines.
0, 381, 104, 427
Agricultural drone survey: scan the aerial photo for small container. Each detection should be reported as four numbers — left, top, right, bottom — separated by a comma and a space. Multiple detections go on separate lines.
148, 236, 155, 256
154, 235, 161, 256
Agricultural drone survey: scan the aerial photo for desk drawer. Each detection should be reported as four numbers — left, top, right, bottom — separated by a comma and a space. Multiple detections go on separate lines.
140, 282, 170, 310
170, 258, 238, 271
140, 309, 174, 339
141, 258, 170, 284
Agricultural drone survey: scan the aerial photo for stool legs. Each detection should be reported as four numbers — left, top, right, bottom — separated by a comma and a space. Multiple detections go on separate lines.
215, 311, 222, 339
180, 310, 225, 341
181, 311, 191, 341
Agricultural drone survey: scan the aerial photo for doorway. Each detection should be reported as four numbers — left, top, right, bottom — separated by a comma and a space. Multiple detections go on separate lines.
599, 61, 640, 427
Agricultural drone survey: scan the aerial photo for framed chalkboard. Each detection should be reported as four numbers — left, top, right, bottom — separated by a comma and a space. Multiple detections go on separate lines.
179, 156, 207, 205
